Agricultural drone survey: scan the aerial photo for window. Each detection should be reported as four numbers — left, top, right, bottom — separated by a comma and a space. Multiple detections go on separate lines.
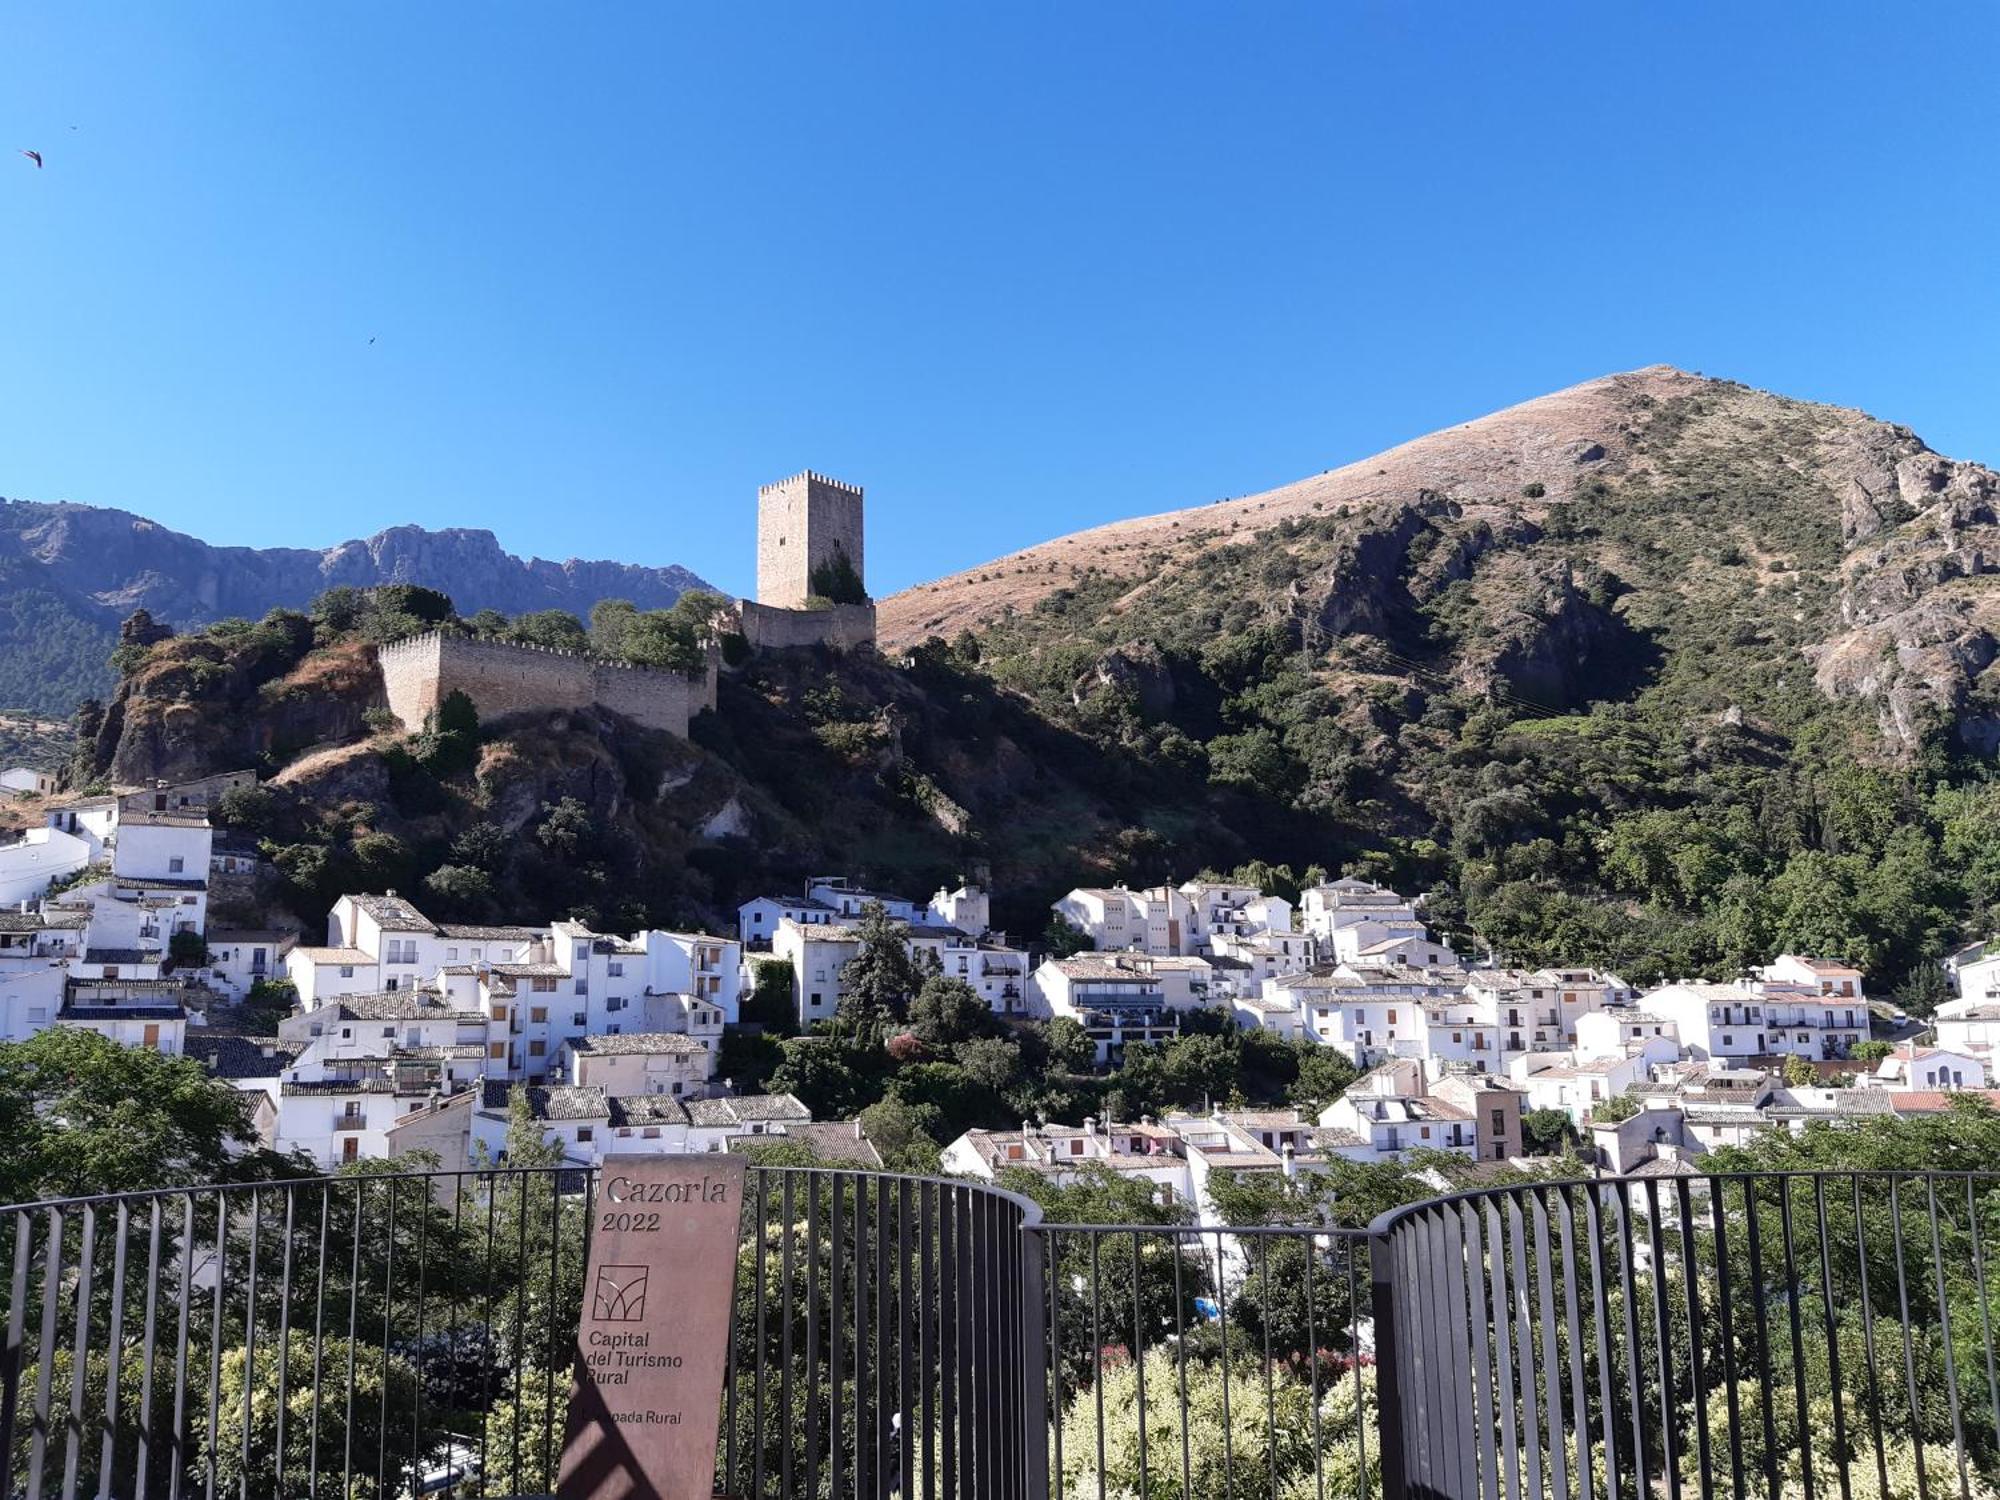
447, 948, 459, 961
1491, 1108, 1505, 1132
576, 1127, 594, 1143
532, 977, 557, 993
575, 979, 588, 996
528, 1040, 546, 1057
573, 1012, 586, 1026
608, 1024, 621, 1034
168, 856, 184, 874
339, 966, 354, 979
574, 944, 589, 964
643, 1127, 659, 1139
608, 961, 623, 977
492, 1003, 509, 1021
1722, 1034, 1734, 1047
341, 1027, 353, 1040
381, 1026, 394, 1038
531, 1006, 548, 1022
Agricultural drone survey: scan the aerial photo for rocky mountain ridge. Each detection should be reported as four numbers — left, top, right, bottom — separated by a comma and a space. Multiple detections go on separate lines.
0, 498, 713, 715
884, 365, 2000, 759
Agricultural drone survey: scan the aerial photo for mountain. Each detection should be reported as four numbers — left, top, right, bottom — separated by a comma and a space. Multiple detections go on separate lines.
882, 365, 2000, 759
0, 498, 715, 715
65, 366, 2000, 1000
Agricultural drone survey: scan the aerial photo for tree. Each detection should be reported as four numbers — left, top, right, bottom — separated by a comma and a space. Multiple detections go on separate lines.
536, 797, 596, 860
168, 929, 209, 967
1287, 1045, 1359, 1114
423, 863, 495, 913
1781, 1053, 1817, 1088
1851, 1039, 1894, 1063
207, 1334, 427, 1500
740, 957, 799, 1033
1043, 1016, 1098, 1073
807, 547, 869, 606
1592, 1088, 1640, 1125
907, 974, 986, 1046
1520, 1106, 1577, 1155
213, 783, 281, 833
1042, 915, 1095, 958
0, 1028, 291, 1202
506, 610, 590, 653
836, 901, 921, 1030
954, 1036, 1023, 1091
857, 1095, 944, 1173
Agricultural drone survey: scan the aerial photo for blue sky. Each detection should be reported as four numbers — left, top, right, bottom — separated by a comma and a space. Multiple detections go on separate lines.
2, 3, 1995, 599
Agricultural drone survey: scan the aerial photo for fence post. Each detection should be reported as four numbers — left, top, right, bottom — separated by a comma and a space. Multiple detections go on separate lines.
1369, 1228, 1411, 1500
1018, 1225, 1051, 1500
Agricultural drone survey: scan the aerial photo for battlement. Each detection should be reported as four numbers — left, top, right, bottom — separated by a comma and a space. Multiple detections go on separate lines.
376, 631, 716, 739
758, 470, 863, 499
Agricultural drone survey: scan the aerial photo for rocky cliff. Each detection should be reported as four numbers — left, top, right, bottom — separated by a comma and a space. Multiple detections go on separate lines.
0, 499, 713, 715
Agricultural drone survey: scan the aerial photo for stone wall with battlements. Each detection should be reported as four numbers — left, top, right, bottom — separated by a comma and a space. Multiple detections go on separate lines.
377, 633, 715, 739
737, 601, 877, 653
756, 471, 865, 609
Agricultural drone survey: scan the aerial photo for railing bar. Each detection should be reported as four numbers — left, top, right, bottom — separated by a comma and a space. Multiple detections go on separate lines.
1968, 1177, 2000, 1455
898, 1177, 914, 1500
377, 1177, 398, 1500
447, 1174, 465, 1500
1888, 1177, 1931, 1500
783, 1171, 798, 1500
1303, 1230, 1324, 1500
1776, 1178, 1810, 1500
876, 1171, 890, 1500
1554, 1188, 1592, 1500
1612, 1181, 1647, 1500
832, 1173, 847, 1500
753, 1170, 768, 1500
1507, 1195, 1544, 1500
511, 1174, 528, 1499
923, 1179, 938, 1500
1810, 1178, 1849, 1500
1532, 1189, 1572, 1500
238, 1190, 260, 1500
169, 1198, 193, 1500
1925, 1177, 1971, 1500
476, 1175, 498, 1500
1260, 1234, 1277, 1500
1642, 1179, 1677, 1499
1485, 1198, 1522, 1500
96, 1201, 128, 1500
853, 1174, 870, 1500
1460, 1202, 1499, 1500
274, 1188, 297, 1500
1436, 1207, 1474, 1500
957, 1189, 975, 1500
807, 1171, 823, 1500
60, 1205, 95, 1500
545, 1167, 562, 1495
409, 1175, 429, 1496
1347, 1239, 1367, 1493
1134, 1230, 1152, 1500
136, 1200, 164, 1500
0, 1213, 28, 1500
1707, 1176, 1744, 1500
1369, 1221, 1408, 1500
1673, 1178, 1712, 1500
1743, 1179, 1778, 1500
1214, 1229, 1236, 1500
1581, 1185, 1620, 1500
1088, 1232, 1105, 1500
203, 1197, 225, 1500
1397, 1220, 1429, 1497
27, 1207, 64, 1500
343, 1180, 362, 1500
1850, 1175, 1891, 1500
1044, 1224, 1060, 1500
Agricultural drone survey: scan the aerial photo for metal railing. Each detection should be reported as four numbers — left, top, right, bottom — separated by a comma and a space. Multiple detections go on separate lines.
0, 1166, 1995, 1498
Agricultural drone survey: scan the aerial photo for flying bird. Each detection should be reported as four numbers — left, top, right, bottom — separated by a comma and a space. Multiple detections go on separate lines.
20, 150, 42, 168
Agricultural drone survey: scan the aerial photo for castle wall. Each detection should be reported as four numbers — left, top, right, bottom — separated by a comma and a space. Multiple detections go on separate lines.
738, 601, 877, 653
756, 471, 865, 608
377, 633, 711, 738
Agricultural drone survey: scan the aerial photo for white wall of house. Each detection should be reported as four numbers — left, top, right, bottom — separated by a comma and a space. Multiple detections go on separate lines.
0, 828, 91, 906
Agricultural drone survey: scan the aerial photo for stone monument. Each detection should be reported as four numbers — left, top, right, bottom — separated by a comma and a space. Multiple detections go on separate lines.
557, 1155, 746, 1500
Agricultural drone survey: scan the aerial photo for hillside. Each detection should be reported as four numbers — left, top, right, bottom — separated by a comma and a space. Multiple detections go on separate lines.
0, 498, 713, 715
883, 365, 2000, 758
63, 367, 2000, 1000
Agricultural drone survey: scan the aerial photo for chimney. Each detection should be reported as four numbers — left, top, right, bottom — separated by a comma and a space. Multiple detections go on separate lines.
1281, 1141, 1297, 1180
853, 1117, 863, 1140
1083, 1115, 1097, 1137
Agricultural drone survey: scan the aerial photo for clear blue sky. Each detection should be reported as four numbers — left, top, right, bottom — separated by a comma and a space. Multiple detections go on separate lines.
3, 3, 1995, 598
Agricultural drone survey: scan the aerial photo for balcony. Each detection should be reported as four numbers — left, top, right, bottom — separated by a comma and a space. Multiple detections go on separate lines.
330, 1114, 368, 1131
0, 1166, 1990, 1499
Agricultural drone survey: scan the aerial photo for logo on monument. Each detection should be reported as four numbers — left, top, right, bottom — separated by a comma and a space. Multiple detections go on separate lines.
592, 1264, 649, 1322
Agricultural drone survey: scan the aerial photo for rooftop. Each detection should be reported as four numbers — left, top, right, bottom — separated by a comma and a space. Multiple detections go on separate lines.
569, 1032, 708, 1056
347, 893, 437, 934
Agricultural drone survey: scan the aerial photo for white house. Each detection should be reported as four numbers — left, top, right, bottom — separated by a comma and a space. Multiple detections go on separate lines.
1937, 999, 2000, 1060
0, 768, 58, 798
57, 980, 187, 1054
204, 929, 296, 1001
1050, 885, 1192, 956
1574, 1008, 1680, 1060
773, 916, 865, 1026
1509, 1051, 1648, 1126
738, 894, 841, 949
1025, 955, 1184, 1065
561, 1031, 714, 1099
1874, 1042, 1987, 1092
0, 827, 92, 906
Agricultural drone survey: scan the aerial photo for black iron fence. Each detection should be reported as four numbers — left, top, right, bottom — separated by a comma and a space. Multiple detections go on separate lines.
0, 1166, 1995, 1499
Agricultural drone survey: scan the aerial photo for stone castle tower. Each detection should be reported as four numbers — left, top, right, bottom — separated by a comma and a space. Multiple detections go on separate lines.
756, 471, 865, 608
